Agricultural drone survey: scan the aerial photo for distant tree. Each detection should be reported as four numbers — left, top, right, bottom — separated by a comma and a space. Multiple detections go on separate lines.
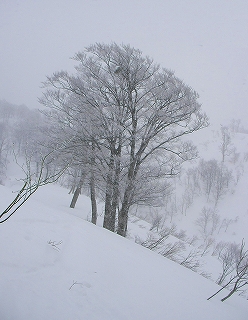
198, 159, 218, 200
212, 164, 233, 206
149, 210, 166, 232
219, 125, 232, 163
198, 159, 233, 205
0, 122, 10, 183
195, 207, 220, 240
40, 42, 208, 236
165, 195, 178, 223
179, 188, 194, 215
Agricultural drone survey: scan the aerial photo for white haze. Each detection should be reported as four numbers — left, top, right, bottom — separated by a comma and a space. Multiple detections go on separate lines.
0, 0, 248, 125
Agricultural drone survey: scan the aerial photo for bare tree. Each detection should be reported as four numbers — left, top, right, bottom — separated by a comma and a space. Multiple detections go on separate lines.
149, 210, 166, 232
179, 249, 201, 272
160, 241, 185, 261
195, 207, 219, 240
40, 42, 208, 236
208, 239, 248, 302
137, 225, 177, 251
199, 237, 215, 257
198, 159, 218, 200
219, 125, 233, 163
0, 148, 69, 223
197, 159, 233, 205
212, 241, 229, 259
213, 164, 233, 206
216, 242, 239, 285
165, 196, 178, 223
218, 217, 237, 234
179, 188, 194, 215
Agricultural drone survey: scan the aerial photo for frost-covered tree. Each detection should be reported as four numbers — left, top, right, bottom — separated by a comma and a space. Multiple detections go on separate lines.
195, 207, 220, 240
213, 164, 233, 206
219, 125, 232, 163
198, 159, 218, 200
198, 159, 233, 205
40, 43, 208, 236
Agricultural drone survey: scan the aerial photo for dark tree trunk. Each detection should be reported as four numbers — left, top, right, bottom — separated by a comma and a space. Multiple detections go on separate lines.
207, 275, 236, 301
117, 183, 133, 237
70, 172, 85, 208
221, 289, 236, 302
109, 158, 120, 231
90, 171, 97, 224
116, 114, 139, 237
221, 279, 239, 302
117, 206, 129, 237
89, 142, 97, 224
103, 141, 122, 232
70, 185, 81, 208
103, 153, 115, 231
117, 148, 141, 237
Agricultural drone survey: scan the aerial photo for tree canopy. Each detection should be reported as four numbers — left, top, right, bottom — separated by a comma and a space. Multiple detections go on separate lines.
40, 43, 209, 236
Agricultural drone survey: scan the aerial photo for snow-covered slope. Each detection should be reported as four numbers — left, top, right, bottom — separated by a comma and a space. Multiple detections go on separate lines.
0, 184, 247, 320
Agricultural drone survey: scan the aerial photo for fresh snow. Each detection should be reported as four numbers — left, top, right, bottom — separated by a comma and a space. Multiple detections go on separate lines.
0, 183, 248, 320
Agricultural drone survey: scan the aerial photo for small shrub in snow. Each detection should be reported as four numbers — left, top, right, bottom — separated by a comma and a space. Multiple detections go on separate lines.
47, 240, 63, 251
179, 249, 201, 272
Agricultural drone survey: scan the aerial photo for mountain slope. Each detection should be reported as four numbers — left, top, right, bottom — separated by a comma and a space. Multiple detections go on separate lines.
0, 184, 248, 319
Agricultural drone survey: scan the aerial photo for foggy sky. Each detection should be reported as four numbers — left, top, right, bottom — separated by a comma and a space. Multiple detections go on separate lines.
0, 0, 248, 125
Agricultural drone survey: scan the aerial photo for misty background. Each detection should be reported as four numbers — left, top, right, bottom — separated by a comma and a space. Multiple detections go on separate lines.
0, 0, 248, 125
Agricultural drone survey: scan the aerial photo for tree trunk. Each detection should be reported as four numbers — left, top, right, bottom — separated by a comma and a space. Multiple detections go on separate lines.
207, 276, 235, 301
221, 279, 239, 302
221, 288, 236, 302
117, 183, 133, 237
117, 205, 129, 237
89, 143, 97, 224
90, 171, 97, 224
108, 153, 121, 231
70, 172, 85, 208
103, 153, 115, 231
70, 185, 81, 208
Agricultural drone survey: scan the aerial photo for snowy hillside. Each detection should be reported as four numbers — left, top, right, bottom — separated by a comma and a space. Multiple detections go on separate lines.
0, 183, 248, 320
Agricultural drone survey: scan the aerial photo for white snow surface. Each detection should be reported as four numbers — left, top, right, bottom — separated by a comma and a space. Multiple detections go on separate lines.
0, 183, 248, 320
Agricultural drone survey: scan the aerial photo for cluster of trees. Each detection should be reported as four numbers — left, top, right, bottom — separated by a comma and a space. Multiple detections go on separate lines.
135, 206, 248, 301
132, 120, 248, 300
0, 101, 41, 183
0, 100, 69, 224
36, 43, 208, 236
1, 41, 247, 301
198, 159, 233, 205
0, 43, 208, 234
5, 45, 246, 239
164, 157, 235, 220
137, 156, 235, 227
